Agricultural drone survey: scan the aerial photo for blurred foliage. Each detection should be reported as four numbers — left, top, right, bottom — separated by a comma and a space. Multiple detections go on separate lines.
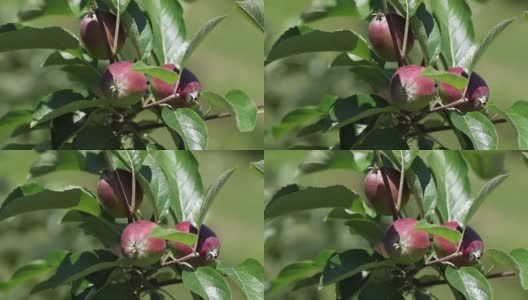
265, 0, 528, 149
0, 0, 264, 150
264, 150, 528, 299
0, 150, 263, 300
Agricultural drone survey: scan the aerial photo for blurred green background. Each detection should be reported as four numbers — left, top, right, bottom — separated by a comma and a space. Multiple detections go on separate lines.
0, 150, 263, 300
0, 0, 263, 150
265, 150, 528, 299
265, 0, 528, 149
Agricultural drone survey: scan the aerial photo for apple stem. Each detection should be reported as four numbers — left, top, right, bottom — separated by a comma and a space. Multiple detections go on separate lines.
380, 1, 404, 66
425, 251, 462, 266
113, 6, 121, 57
161, 252, 200, 267
396, 151, 405, 212
424, 118, 507, 133
374, 150, 400, 220
401, 3, 410, 58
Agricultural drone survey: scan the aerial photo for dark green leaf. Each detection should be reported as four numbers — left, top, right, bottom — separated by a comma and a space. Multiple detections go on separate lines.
321, 249, 387, 286
510, 248, 528, 289
265, 185, 360, 220
32, 250, 120, 293
0, 23, 80, 54
265, 26, 371, 65
0, 184, 100, 221
505, 101, 528, 149
272, 106, 325, 137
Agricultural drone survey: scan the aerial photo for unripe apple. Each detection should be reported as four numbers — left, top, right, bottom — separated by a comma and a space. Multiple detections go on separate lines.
169, 221, 220, 267
97, 169, 143, 218
80, 10, 125, 59
438, 67, 489, 112
384, 218, 430, 264
390, 65, 436, 111
368, 13, 414, 62
150, 64, 201, 107
121, 221, 166, 267
364, 167, 409, 215
432, 222, 484, 267
101, 61, 147, 107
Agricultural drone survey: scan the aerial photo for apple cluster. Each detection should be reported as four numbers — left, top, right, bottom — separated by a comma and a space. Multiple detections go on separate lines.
80, 9, 201, 108
97, 169, 220, 268
368, 13, 489, 112
364, 166, 484, 266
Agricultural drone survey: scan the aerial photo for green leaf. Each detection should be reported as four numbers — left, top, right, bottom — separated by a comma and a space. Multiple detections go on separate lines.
235, 0, 264, 31
412, 4, 441, 65
202, 90, 258, 132
320, 249, 388, 286
264, 185, 360, 220
31, 90, 105, 127
32, 250, 120, 293
251, 160, 264, 174
505, 101, 528, 149
415, 220, 462, 243
0, 184, 100, 221
182, 267, 231, 300
0, 250, 68, 292
198, 168, 236, 226
151, 151, 204, 225
421, 66, 469, 89
138, 154, 173, 222
111, 150, 148, 175
510, 248, 528, 289
150, 227, 198, 245
132, 61, 179, 85
265, 26, 370, 65
298, 150, 372, 175
180, 16, 226, 66
271, 106, 325, 137
428, 151, 471, 223
269, 250, 333, 295
464, 173, 510, 225
0, 110, 32, 138
445, 267, 493, 300
162, 107, 208, 150
460, 17, 517, 71
450, 112, 498, 150
429, 0, 475, 67
0, 23, 80, 54
217, 259, 264, 300
139, 0, 186, 64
